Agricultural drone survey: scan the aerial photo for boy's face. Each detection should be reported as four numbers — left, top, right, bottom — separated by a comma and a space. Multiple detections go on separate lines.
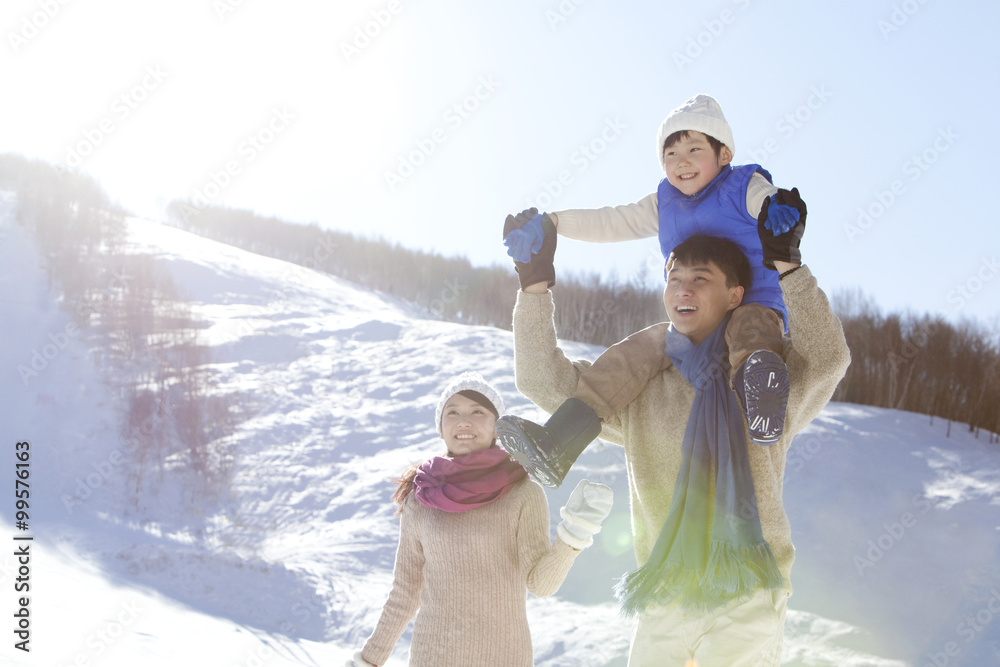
662, 131, 733, 196
663, 258, 744, 345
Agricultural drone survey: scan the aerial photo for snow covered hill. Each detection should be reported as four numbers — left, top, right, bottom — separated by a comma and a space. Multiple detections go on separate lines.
2, 205, 998, 666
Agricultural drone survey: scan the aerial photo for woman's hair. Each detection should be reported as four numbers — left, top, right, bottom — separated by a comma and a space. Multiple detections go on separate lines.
391, 464, 420, 513
392, 390, 499, 512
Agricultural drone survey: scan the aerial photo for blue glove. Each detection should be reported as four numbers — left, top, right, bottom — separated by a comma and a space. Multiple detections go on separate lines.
757, 188, 807, 270
503, 213, 546, 263
761, 194, 800, 236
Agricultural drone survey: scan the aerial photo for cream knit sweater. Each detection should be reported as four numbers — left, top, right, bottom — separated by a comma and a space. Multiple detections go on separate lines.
553, 172, 777, 243
512, 266, 850, 592
361, 478, 580, 666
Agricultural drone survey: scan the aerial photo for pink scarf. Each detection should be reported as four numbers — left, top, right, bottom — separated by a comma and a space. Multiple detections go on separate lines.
414, 446, 526, 513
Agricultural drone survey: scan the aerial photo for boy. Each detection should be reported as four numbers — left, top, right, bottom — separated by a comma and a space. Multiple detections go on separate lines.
506, 228, 850, 664
500, 94, 806, 487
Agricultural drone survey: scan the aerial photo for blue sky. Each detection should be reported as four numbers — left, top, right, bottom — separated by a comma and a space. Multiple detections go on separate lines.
3, 0, 998, 327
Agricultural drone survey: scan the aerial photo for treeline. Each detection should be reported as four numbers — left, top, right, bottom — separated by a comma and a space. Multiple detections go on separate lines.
166, 200, 665, 347
831, 290, 999, 439
0, 154, 236, 510
168, 200, 999, 440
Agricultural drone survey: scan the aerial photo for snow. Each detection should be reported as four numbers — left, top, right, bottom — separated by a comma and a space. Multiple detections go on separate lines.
1, 200, 998, 666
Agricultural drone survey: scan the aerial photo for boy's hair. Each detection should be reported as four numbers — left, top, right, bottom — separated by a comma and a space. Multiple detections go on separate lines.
662, 130, 726, 159
666, 234, 752, 291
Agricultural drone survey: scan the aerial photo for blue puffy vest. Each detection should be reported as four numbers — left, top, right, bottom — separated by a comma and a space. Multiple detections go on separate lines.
657, 163, 787, 328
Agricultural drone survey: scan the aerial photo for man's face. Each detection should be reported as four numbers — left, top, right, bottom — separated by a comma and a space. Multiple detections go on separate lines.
662, 131, 733, 196
663, 259, 744, 344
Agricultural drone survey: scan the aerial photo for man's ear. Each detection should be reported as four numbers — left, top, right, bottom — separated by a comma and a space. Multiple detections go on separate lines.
728, 285, 745, 311
719, 145, 734, 167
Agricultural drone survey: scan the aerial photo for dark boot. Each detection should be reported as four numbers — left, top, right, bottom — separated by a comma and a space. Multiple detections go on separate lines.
495, 398, 602, 488
735, 349, 789, 445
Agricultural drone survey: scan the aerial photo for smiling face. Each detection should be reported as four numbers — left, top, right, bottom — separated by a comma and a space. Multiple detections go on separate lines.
662, 130, 733, 196
663, 258, 744, 345
439, 393, 498, 457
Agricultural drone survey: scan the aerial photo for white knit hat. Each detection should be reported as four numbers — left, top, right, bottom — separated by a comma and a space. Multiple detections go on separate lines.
434, 372, 505, 434
656, 94, 735, 170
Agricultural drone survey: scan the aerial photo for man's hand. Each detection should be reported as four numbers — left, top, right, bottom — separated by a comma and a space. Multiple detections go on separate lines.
757, 188, 806, 270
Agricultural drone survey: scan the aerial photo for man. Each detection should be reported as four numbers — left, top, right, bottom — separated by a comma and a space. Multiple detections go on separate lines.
501, 215, 850, 665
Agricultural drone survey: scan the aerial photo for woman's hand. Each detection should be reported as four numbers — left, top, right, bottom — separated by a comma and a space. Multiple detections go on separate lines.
557, 479, 614, 550
344, 650, 377, 667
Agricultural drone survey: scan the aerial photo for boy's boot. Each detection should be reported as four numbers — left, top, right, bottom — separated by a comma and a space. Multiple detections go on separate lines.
735, 350, 790, 445
496, 398, 602, 488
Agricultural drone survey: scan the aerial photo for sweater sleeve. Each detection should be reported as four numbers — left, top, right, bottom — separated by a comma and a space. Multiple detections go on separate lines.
511, 289, 626, 443
779, 266, 851, 449
517, 481, 581, 598
746, 172, 778, 219
555, 193, 659, 242
361, 499, 425, 665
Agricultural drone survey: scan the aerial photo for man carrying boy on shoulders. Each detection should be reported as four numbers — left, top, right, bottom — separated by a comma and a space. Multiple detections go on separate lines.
505, 217, 849, 665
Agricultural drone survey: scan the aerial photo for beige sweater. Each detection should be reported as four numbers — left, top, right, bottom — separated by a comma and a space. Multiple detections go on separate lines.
361, 478, 580, 666
512, 266, 850, 592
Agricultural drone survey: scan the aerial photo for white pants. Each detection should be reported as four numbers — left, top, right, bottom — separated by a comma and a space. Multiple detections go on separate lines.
627, 588, 788, 667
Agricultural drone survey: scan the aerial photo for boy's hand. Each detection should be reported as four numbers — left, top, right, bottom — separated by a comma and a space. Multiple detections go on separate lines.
760, 187, 807, 236
503, 209, 557, 289
503, 208, 545, 262
757, 188, 806, 270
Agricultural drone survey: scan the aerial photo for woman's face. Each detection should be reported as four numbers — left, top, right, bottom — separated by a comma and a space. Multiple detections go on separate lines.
439, 393, 497, 457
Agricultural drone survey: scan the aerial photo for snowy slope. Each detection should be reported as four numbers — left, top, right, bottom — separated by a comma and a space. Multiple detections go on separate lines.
2, 205, 998, 666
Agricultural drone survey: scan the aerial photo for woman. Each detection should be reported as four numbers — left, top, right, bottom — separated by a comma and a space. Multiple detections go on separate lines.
346, 372, 613, 666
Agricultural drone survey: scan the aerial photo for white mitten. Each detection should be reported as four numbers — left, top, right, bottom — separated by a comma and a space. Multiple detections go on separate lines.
345, 650, 377, 667
557, 479, 613, 550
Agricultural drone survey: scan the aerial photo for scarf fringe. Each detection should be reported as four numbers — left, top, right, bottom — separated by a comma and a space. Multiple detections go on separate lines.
614, 539, 784, 617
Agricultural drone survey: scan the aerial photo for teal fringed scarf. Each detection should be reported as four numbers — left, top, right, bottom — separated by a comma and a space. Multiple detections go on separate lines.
615, 314, 784, 616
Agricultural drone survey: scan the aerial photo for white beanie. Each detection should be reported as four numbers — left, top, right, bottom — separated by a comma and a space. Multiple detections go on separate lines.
656, 94, 735, 170
434, 372, 505, 434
